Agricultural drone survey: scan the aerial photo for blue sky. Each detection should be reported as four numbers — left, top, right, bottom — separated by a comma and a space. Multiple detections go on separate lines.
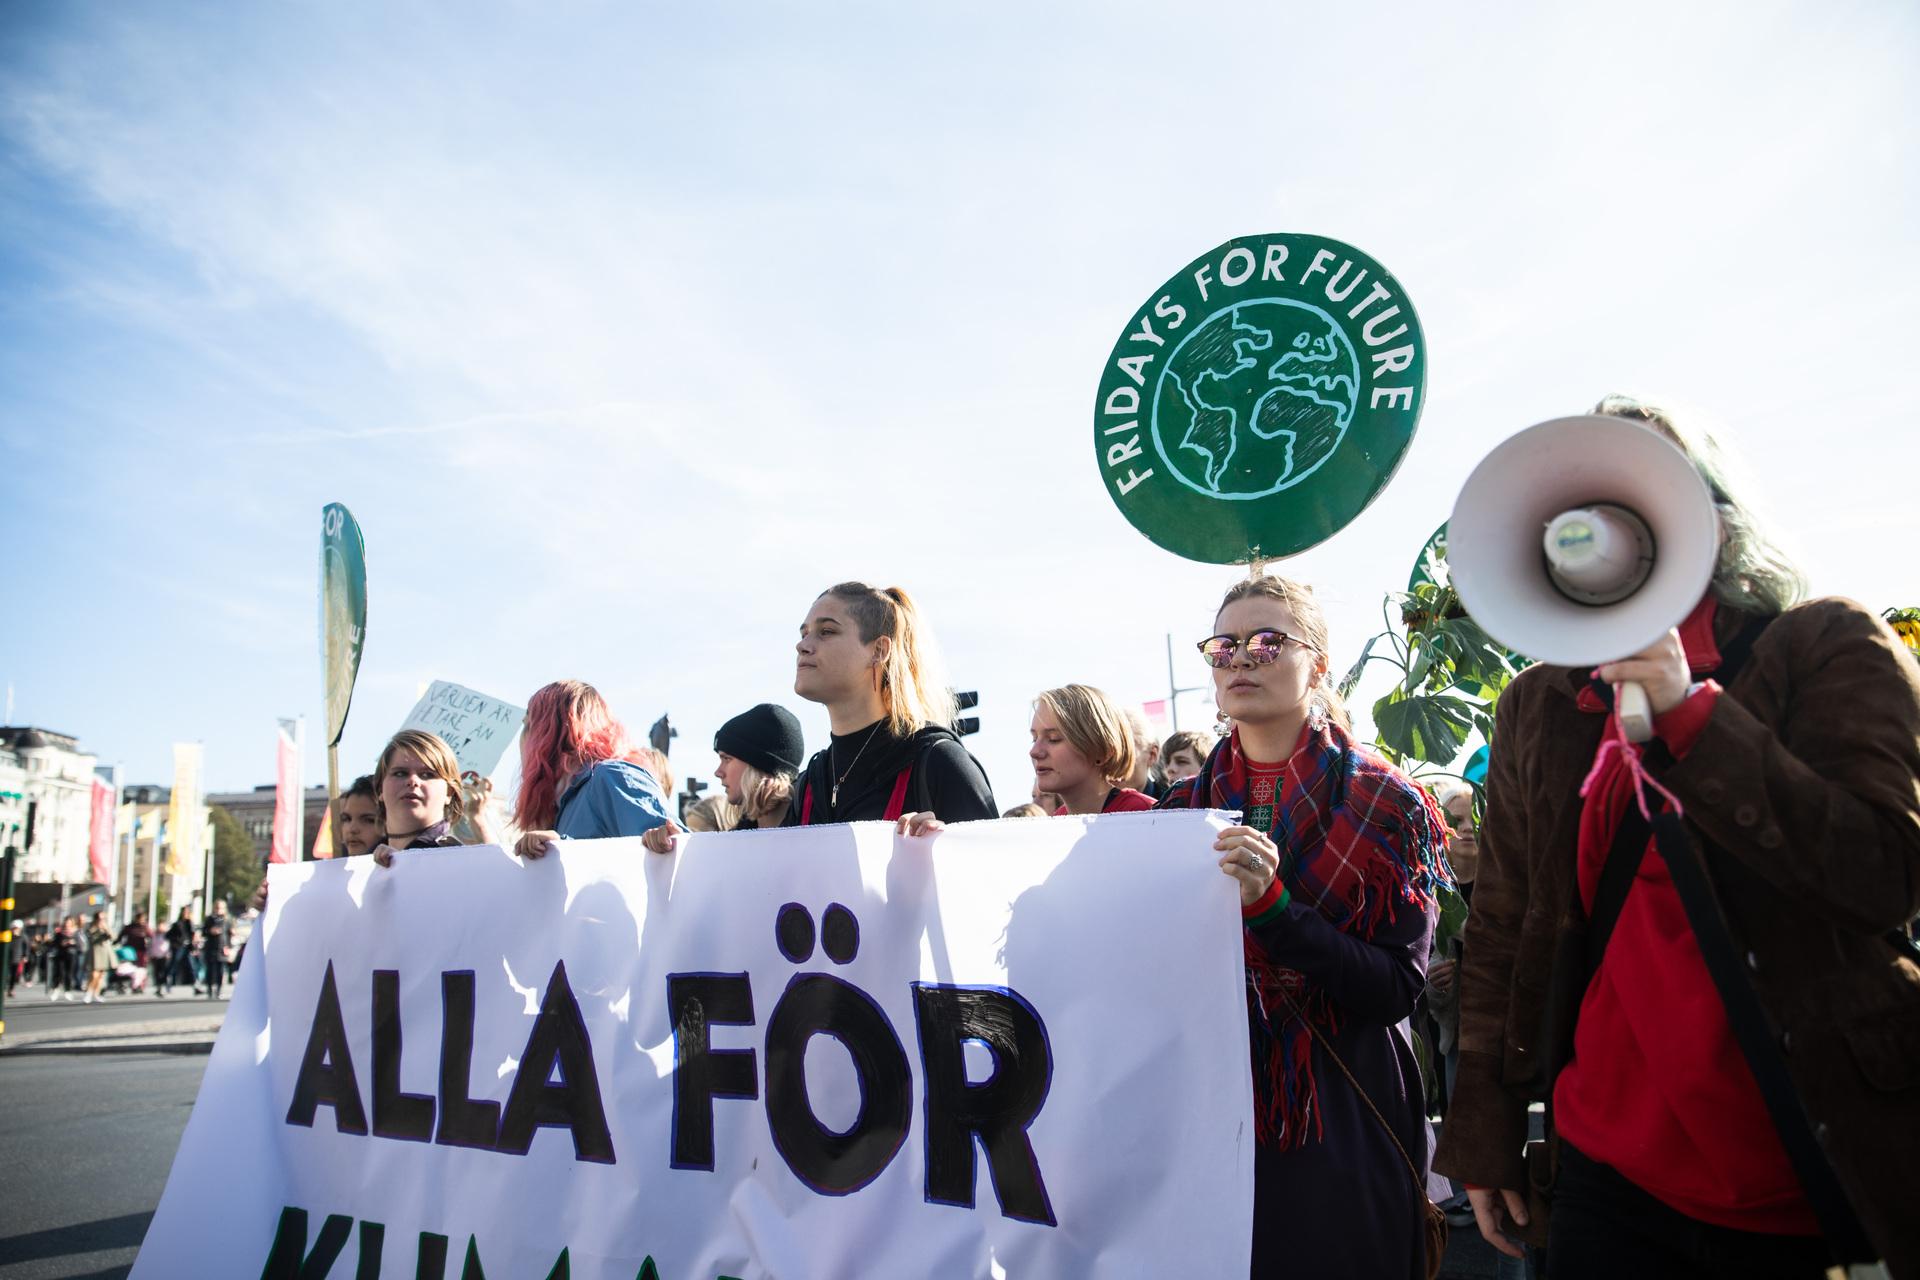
3, 1, 1915, 806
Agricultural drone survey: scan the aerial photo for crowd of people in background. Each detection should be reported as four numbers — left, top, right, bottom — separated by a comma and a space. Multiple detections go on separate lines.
17, 397, 1914, 1278
5, 900, 240, 1002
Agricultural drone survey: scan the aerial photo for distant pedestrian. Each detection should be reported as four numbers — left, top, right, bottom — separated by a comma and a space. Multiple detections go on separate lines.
165, 908, 198, 994
115, 910, 151, 967
5, 920, 29, 994
82, 912, 114, 1003
201, 902, 230, 999
51, 915, 80, 1000
146, 926, 172, 997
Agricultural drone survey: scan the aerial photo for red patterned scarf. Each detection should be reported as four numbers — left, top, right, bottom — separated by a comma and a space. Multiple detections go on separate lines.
1159, 717, 1451, 1148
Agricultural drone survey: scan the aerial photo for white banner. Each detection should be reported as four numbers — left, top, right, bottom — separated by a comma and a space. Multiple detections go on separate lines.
400, 680, 524, 781
135, 812, 1254, 1279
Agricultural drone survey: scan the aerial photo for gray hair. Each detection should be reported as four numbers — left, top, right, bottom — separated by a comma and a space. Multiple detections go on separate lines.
1591, 395, 1807, 616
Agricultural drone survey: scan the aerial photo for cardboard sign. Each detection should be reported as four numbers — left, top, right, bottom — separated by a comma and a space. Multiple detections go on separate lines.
1095, 233, 1426, 563
133, 813, 1254, 1278
399, 681, 523, 781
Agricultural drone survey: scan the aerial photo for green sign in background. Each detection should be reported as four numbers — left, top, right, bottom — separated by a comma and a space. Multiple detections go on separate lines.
1094, 232, 1426, 564
320, 503, 367, 749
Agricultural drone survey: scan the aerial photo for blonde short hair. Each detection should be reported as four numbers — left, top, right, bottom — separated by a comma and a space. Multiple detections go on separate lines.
1033, 684, 1138, 787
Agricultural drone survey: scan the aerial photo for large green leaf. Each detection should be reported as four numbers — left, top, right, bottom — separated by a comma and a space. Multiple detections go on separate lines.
1434, 882, 1469, 952
1373, 690, 1476, 765
1338, 632, 1385, 701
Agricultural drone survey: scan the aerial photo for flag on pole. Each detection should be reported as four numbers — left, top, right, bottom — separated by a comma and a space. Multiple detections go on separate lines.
166, 744, 203, 878
88, 776, 116, 885
270, 721, 300, 864
310, 804, 335, 859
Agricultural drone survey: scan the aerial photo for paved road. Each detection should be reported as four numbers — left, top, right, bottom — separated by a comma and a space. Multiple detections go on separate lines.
4, 989, 228, 1039
0, 1053, 204, 1280
0, 1039, 1530, 1279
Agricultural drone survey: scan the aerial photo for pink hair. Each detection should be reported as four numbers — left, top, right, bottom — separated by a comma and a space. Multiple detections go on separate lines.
515, 680, 645, 831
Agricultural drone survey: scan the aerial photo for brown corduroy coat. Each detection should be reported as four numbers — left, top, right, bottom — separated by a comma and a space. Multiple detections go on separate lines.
1433, 598, 1920, 1276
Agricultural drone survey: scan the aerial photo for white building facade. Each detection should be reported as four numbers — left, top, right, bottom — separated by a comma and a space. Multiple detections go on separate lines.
0, 727, 99, 884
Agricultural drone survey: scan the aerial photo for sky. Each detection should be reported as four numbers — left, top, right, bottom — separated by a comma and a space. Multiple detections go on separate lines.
2, 1, 1915, 812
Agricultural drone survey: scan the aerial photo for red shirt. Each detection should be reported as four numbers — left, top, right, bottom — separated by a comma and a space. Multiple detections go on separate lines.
1053, 787, 1157, 816
1553, 599, 1817, 1234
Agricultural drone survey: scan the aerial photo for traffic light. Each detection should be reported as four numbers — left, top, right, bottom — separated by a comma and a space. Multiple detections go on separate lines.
648, 715, 677, 756
954, 690, 979, 737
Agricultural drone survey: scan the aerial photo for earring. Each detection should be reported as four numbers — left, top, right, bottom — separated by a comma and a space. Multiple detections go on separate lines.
1214, 706, 1231, 729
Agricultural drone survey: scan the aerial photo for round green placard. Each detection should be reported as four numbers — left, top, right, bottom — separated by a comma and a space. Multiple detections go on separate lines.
1094, 232, 1425, 563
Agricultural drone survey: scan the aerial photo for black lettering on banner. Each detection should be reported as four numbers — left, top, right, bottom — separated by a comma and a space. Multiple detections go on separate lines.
497, 961, 616, 1164
667, 972, 758, 1170
259, 1206, 351, 1279
541, 1247, 571, 1280
912, 984, 1057, 1226
416, 1231, 448, 1278
764, 973, 911, 1195
372, 970, 436, 1142
286, 961, 369, 1135
355, 1221, 384, 1280
435, 971, 501, 1150
774, 902, 814, 964
819, 903, 858, 966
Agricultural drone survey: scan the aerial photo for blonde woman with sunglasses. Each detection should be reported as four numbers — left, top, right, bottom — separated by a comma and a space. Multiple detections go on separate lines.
1158, 574, 1452, 1280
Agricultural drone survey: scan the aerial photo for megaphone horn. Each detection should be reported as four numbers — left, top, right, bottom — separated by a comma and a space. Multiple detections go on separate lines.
1448, 415, 1718, 743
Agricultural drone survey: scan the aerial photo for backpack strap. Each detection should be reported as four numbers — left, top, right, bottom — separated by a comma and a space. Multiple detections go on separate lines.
800, 781, 814, 827
883, 768, 914, 823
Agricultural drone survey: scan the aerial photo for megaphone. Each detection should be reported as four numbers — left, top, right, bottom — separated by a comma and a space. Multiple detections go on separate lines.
1448, 415, 1719, 742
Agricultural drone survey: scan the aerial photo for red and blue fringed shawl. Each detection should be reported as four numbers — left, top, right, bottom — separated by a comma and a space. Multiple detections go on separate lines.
1158, 717, 1452, 1149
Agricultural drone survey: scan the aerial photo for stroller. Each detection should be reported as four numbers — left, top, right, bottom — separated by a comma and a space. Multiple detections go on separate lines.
108, 944, 148, 995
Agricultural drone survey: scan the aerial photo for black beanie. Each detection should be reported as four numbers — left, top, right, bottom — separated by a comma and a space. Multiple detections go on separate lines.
713, 704, 806, 778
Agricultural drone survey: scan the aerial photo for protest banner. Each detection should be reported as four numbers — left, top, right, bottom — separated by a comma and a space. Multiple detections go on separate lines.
133, 811, 1254, 1278
400, 680, 524, 781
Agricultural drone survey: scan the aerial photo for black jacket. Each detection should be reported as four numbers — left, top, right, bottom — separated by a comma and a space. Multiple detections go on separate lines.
785, 722, 996, 826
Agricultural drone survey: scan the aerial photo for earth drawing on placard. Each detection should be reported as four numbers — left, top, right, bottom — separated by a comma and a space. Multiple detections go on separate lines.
1153, 299, 1360, 500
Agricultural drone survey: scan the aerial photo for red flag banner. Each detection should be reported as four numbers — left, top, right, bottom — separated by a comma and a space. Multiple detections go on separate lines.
270, 724, 299, 864
88, 776, 115, 884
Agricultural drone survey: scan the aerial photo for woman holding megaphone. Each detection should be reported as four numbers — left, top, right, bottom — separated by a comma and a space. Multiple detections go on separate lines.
1158, 573, 1452, 1280
1435, 397, 1920, 1278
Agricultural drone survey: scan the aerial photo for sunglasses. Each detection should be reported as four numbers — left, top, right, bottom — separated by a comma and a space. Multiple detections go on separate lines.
1196, 629, 1316, 669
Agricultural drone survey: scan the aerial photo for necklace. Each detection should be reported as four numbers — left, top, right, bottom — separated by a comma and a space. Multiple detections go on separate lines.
830, 722, 884, 808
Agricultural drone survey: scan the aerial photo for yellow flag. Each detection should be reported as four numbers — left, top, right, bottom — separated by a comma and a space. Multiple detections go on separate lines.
166, 744, 203, 878
311, 804, 335, 859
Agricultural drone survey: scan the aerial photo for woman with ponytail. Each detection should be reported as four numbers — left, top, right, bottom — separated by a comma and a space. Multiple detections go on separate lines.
786, 582, 995, 828
1158, 574, 1451, 1280
514, 679, 672, 859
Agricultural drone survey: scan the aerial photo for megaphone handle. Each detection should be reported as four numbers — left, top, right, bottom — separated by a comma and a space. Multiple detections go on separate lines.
1616, 681, 1655, 744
